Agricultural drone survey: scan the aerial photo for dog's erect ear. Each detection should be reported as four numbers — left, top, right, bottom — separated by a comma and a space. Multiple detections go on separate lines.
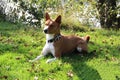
45, 13, 50, 21
55, 15, 61, 24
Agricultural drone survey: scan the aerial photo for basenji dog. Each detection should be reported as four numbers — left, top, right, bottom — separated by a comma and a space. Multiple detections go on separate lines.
29, 13, 90, 63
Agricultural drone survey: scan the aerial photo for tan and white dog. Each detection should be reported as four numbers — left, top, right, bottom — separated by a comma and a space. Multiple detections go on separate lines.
30, 13, 90, 63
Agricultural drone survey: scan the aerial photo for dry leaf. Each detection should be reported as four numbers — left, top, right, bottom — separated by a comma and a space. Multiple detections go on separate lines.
34, 76, 38, 80
67, 70, 74, 77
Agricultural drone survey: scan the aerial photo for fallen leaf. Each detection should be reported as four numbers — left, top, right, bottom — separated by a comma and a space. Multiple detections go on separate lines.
15, 57, 21, 60
111, 57, 117, 61
99, 48, 103, 51
3, 75, 8, 79
58, 62, 62, 66
34, 76, 38, 80
102, 40, 107, 43
67, 70, 74, 77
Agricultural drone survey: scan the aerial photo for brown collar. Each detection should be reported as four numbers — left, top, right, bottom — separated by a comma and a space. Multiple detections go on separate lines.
48, 34, 61, 43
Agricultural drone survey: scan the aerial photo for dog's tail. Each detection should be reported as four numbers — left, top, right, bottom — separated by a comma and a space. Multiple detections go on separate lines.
85, 35, 90, 43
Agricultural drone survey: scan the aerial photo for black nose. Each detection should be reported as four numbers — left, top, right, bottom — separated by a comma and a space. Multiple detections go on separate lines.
44, 29, 48, 33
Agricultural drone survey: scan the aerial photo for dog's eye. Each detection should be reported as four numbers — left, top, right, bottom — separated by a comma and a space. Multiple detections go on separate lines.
50, 25, 54, 27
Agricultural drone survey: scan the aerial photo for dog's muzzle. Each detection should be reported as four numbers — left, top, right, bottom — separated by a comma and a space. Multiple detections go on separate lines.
44, 29, 48, 34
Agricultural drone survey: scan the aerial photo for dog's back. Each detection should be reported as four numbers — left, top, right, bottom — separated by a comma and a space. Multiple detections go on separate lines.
53, 35, 89, 57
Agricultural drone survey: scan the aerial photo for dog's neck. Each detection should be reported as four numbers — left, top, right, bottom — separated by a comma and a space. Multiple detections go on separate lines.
46, 34, 54, 41
46, 33, 61, 43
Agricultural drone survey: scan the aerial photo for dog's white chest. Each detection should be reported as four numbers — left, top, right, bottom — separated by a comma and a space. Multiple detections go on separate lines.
44, 41, 55, 56
43, 34, 55, 56
45, 42, 54, 52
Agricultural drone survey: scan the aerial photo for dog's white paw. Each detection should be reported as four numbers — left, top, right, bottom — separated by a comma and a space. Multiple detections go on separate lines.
29, 60, 34, 63
46, 58, 57, 63
29, 55, 44, 63
46, 59, 53, 63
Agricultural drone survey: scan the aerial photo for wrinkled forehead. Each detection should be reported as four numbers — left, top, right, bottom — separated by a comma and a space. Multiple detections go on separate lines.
45, 20, 53, 26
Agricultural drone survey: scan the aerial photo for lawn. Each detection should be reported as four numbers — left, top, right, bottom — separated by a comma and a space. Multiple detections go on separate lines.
0, 21, 120, 80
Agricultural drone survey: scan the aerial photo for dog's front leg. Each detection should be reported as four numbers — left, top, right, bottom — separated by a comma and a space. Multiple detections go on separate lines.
46, 52, 61, 63
46, 49, 56, 63
29, 46, 49, 62
29, 55, 44, 62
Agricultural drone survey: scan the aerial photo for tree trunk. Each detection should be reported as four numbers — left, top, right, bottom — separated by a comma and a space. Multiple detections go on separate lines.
97, 0, 119, 28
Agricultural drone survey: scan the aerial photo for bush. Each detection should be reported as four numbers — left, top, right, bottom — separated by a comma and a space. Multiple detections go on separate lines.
61, 16, 88, 32
0, 0, 100, 28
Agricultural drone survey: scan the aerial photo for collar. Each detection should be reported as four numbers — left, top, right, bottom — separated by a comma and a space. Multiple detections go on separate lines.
48, 34, 61, 43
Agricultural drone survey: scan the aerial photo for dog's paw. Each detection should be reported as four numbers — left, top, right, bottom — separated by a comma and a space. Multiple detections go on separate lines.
46, 59, 52, 63
29, 60, 34, 63
46, 58, 57, 63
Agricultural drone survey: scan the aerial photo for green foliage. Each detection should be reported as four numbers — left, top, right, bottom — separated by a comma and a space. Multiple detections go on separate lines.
97, 0, 119, 28
0, 22, 120, 80
61, 15, 88, 32
1, 0, 119, 28
1, 0, 100, 28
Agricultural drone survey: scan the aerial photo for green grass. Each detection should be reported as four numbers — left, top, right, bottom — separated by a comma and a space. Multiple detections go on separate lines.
0, 21, 120, 80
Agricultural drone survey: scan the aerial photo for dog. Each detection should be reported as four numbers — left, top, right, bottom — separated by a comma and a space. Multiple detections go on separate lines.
29, 13, 90, 63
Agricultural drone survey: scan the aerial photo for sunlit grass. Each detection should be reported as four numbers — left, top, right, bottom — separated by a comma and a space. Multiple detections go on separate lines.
0, 22, 120, 80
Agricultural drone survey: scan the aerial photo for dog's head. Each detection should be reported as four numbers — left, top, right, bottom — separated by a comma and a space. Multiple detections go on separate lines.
44, 13, 61, 34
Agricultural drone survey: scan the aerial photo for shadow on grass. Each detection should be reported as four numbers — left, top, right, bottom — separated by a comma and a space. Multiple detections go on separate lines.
61, 53, 102, 80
